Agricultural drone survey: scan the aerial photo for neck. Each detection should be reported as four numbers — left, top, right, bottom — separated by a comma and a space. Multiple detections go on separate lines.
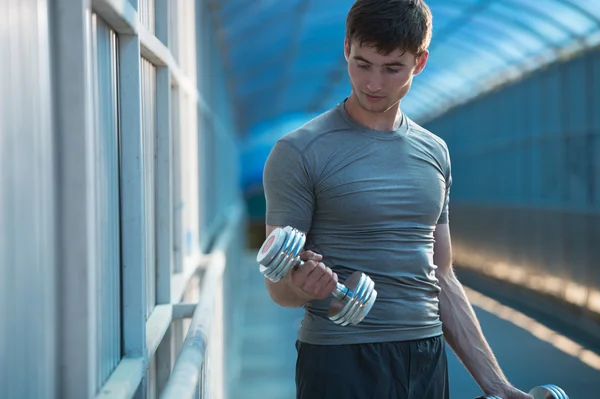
345, 92, 403, 131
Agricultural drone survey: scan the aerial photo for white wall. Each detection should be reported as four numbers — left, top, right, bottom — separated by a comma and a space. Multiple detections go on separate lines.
0, 0, 243, 397
0, 0, 56, 397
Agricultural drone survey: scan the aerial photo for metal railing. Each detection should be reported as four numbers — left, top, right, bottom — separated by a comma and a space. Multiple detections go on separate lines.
95, 202, 244, 399
161, 203, 244, 399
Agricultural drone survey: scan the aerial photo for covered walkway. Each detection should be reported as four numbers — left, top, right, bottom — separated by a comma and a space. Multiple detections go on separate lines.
2, 0, 600, 398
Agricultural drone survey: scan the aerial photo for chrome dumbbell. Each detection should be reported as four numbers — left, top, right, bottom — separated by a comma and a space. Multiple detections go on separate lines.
256, 226, 377, 326
476, 384, 569, 399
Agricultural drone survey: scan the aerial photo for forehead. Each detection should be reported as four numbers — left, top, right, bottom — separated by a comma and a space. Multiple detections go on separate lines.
349, 41, 414, 63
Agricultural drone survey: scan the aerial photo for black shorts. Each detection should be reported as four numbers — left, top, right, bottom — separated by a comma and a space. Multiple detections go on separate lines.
295, 335, 450, 399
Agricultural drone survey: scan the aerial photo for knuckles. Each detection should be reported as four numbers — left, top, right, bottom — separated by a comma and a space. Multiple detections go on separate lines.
290, 259, 336, 299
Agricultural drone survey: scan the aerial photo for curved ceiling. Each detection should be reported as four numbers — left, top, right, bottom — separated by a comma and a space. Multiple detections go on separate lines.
212, 0, 600, 190
214, 0, 600, 137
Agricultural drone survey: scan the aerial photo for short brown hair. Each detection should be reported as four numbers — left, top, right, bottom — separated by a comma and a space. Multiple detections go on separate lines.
345, 0, 433, 56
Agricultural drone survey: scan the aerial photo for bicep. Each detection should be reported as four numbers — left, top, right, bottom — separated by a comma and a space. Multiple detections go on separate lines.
433, 223, 453, 274
263, 141, 315, 232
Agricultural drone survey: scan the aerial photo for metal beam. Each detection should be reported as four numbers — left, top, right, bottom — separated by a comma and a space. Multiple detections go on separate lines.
52, 0, 97, 397
231, 0, 593, 104
430, 1, 555, 53
555, 0, 600, 26
428, 0, 492, 51
235, 43, 338, 87
431, 8, 543, 55
501, 0, 584, 37
232, 0, 600, 134
209, 1, 244, 133
412, 78, 462, 104
440, 38, 507, 65
235, 19, 525, 91
431, 0, 592, 40
272, 0, 311, 120
225, 0, 300, 46
402, 97, 436, 120
235, 66, 322, 102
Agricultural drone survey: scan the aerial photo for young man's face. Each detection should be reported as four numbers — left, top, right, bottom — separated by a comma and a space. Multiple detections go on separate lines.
345, 39, 428, 114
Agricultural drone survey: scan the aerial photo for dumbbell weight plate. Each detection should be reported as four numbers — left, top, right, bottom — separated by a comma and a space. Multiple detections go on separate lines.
529, 384, 569, 399
266, 228, 304, 281
328, 271, 377, 326
256, 225, 377, 325
475, 384, 569, 399
257, 227, 288, 269
257, 226, 306, 281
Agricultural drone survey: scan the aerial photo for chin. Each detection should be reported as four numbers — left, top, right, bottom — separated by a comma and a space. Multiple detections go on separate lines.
359, 99, 395, 114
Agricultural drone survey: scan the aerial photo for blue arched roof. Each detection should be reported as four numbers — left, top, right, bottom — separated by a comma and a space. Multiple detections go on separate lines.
213, 0, 600, 190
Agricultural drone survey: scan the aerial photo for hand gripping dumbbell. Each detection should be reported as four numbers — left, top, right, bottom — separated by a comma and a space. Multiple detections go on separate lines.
256, 226, 377, 326
476, 384, 569, 399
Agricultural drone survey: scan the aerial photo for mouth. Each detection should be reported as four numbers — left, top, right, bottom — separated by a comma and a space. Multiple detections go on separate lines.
363, 93, 384, 101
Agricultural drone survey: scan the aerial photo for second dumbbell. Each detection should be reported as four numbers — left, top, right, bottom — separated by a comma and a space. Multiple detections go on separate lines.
476, 384, 569, 399
256, 226, 377, 326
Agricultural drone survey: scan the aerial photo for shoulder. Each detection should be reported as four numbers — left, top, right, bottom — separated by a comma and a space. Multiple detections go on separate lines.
277, 106, 347, 153
406, 118, 450, 159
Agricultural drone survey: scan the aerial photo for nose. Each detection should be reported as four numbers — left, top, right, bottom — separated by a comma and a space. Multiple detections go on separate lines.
366, 72, 383, 93
367, 80, 382, 93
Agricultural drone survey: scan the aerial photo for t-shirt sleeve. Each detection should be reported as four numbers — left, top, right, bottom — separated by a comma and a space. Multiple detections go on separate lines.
263, 140, 315, 232
437, 143, 452, 225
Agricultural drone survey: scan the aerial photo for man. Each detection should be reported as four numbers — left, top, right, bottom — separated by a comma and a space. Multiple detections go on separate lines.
262, 1, 532, 398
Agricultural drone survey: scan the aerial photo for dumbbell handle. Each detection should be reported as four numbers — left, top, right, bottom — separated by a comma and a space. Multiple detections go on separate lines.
258, 226, 378, 326
295, 259, 352, 302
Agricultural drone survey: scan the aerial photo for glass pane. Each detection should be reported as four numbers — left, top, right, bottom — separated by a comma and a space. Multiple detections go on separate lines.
141, 57, 157, 319
91, 13, 122, 390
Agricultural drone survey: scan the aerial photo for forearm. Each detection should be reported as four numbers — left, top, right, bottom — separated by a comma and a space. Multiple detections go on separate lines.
438, 268, 509, 394
265, 274, 312, 308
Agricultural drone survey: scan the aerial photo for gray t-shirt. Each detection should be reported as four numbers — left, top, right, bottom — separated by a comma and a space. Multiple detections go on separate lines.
263, 100, 452, 345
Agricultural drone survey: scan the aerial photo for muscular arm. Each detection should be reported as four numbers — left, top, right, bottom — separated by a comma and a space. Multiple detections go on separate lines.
263, 224, 337, 308
433, 223, 510, 395
265, 273, 312, 308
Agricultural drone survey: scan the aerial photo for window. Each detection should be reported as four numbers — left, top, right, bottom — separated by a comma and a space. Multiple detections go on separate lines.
90, 13, 121, 390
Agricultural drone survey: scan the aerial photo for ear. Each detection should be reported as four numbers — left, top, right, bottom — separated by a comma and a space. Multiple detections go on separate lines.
413, 50, 429, 75
344, 38, 350, 61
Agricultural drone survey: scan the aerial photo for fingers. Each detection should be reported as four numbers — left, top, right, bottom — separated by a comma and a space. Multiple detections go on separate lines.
312, 265, 338, 298
325, 270, 339, 294
500, 385, 534, 399
291, 259, 338, 300
313, 267, 338, 295
311, 265, 338, 299
300, 250, 322, 262
291, 259, 318, 281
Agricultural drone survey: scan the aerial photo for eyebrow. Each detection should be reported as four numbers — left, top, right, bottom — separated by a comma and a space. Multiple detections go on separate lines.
353, 55, 405, 67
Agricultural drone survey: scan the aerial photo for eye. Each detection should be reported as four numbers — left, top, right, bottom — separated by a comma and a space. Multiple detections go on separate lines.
357, 63, 370, 70
386, 68, 400, 74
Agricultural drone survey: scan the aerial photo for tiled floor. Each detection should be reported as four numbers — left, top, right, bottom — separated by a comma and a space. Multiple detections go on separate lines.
232, 251, 600, 398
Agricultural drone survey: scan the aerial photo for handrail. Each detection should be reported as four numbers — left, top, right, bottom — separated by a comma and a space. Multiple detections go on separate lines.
160, 202, 243, 398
